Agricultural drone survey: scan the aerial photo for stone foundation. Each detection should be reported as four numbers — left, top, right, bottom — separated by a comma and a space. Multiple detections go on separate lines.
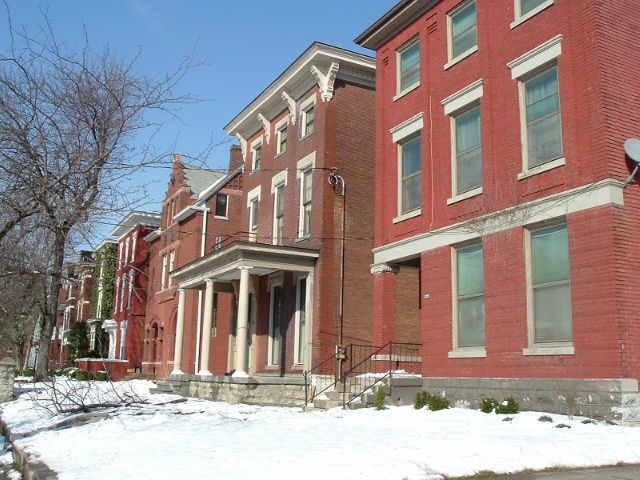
0, 358, 16, 403
163, 374, 307, 407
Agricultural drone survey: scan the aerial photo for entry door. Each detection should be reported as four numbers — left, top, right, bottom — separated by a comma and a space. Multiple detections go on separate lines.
269, 284, 283, 366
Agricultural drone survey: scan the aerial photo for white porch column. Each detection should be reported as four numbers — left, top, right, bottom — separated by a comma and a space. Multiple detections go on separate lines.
172, 288, 187, 375
233, 266, 252, 377
304, 271, 314, 372
198, 279, 215, 375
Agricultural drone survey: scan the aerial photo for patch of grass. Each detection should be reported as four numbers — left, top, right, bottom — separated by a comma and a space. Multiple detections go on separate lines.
538, 415, 554, 422
581, 418, 596, 425
555, 423, 571, 429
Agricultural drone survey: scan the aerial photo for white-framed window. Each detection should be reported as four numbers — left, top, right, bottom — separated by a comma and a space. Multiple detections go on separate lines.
294, 276, 309, 365
275, 117, 289, 155
390, 113, 423, 222
118, 243, 124, 269
119, 273, 126, 312
396, 37, 420, 97
124, 237, 130, 266
215, 193, 228, 218
452, 243, 485, 351
447, 0, 477, 66
168, 250, 175, 286
268, 278, 283, 366
508, 35, 563, 178
131, 232, 137, 262
127, 270, 134, 309
247, 185, 262, 242
296, 152, 315, 237
161, 254, 167, 290
114, 277, 120, 313
300, 94, 316, 138
251, 137, 263, 172
526, 223, 572, 347
119, 320, 127, 360
273, 183, 285, 245
512, 0, 554, 28
522, 65, 562, 169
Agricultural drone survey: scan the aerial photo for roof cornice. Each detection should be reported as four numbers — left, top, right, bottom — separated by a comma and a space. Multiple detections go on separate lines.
110, 211, 161, 240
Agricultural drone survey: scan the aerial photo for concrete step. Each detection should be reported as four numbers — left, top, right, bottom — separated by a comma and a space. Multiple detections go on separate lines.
313, 398, 344, 409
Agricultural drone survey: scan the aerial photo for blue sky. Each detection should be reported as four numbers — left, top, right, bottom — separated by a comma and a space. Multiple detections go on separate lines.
1, 1, 396, 234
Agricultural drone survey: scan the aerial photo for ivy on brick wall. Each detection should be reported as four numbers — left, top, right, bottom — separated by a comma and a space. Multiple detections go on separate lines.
91, 243, 117, 319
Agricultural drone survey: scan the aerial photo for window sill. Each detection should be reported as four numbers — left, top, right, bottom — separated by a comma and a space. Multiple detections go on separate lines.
448, 347, 486, 358
274, 151, 287, 159
299, 132, 313, 142
523, 343, 574, 356
249, 169, 259, 176
517, 157, 565, 180
447, 186, 482, 205
264, 365, 280, 371
393, 82, 420, 102
511, 0, 554, 29
393, 208, 421, 224
291, 363, 304, 371
444, 45, 478, 71
295, 235, 311, 243
213, 215, 228, 220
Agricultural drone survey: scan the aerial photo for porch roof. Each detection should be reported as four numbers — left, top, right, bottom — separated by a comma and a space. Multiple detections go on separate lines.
170, 241, 319, 289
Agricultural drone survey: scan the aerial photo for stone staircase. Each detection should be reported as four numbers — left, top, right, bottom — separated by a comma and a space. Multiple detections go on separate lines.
151, 377, 190, 396
360, 376, 423, 408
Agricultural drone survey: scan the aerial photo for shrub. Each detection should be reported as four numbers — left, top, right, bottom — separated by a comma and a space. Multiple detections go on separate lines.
414, 391, 450, 411
375, 387, 387, 410
538, 415, 554, 423
555, 423, 571, 429
22, 368, 35, 377
495, 397, 520, 415
480, 397, 499, 413
72, 369, 90, 381
62, 367, 76, 377
94, 371, 109, 382
581, 419, 596, 425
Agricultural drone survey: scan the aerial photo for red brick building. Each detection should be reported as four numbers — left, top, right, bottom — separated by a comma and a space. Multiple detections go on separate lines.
143, 152, 241, 378
161, 43, 377, 405
103, 211, 160, 377
356, 0, 640, 417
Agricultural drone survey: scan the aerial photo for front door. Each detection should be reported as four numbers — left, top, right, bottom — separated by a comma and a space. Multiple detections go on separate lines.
269, 284, 283, 366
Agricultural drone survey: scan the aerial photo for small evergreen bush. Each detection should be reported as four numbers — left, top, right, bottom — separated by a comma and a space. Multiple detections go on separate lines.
555, 423, 571, 429
22, 368, 35, 377
94, 371, 109, 382
495, 397, 520, 415
375, 387, 387, 410
538, 415, 554, 422
480, 397, 499, 413
414, 391, 450, 411
72, 369, 90, 381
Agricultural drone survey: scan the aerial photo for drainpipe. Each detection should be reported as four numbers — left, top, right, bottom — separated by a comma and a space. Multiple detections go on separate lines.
189, 205, 210, 373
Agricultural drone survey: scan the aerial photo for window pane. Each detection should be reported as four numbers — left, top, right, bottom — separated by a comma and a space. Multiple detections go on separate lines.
527, 112, 562, 167
305, 107, 315, 135
456, 106, 482, 192
298, 278, 307, 363
458, 296, 485, 347
276, 186, 285, 217
526, 68, 559, 123
303, 205, 312, 235
400, 42, 420, 90
303, 170, 312, 203
215, 194, 228, 217
452, 2, 477, 58
402, 173, 421, 213
533, 283, 572, 342
457, 244, 484, 296
402, 136, 421, 177
271, 286, 282, 364
521, 0, 546, 15
532, 224, 569, 285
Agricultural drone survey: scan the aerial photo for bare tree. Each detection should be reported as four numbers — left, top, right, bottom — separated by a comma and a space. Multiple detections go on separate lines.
0, 10, 196, 379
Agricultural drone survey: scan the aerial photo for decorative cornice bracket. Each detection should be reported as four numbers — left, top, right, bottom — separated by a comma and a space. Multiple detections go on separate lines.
257, 113, 271, 144
311, 62, 340, 102
235, 133, 247, 161
281, 91, 297, 125
370, 263, 400, 275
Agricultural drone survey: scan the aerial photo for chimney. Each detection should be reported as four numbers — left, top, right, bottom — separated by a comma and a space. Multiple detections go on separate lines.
228, 145, 244, 171
173, 153, 182, 164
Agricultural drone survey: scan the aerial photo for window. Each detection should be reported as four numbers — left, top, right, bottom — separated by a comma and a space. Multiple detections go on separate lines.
295, 277, 308, 365
168, 250, 175, 286
399, 135, 422, 214
301, 169, 312, 237
274, 183, 285, 245
449, 1, 477, 60
454, 105, 482, 194
252, 142, 262, 171
124, 238, 130, 265
302, 104, 315, 137
131, 232, 137, 262
119, 273, 126, 312
521, 0, 548, 16
114, 277, 120, 313
455, 243, 485, 348
523, 66, 562, 168
249, 198, 259, 237
398, 39, 420, 94
119, 321, 127, 360
127, 270, 134, 309
529, 223, 572, 344
215, 193, 228, 218
161, 254, 167, 290
118, 244, 124, 269
268, 282, 283, 365
277, 123, 288, 155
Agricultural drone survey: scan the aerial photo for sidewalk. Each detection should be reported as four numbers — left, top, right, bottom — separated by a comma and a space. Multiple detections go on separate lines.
477, 465, 640, 479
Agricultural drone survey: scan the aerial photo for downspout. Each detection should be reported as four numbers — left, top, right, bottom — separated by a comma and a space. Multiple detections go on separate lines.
189, 205, 210, 373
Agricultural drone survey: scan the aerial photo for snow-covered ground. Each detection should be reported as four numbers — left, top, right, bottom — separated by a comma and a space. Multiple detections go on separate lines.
2, 380, 640, 480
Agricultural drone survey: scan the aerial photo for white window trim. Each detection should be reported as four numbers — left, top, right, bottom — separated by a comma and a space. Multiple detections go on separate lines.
511, 0, 554, 29
507, 34, 562, 80
250, 136, 263, 172
114, 277, 120, 313
272, 180, 287, 246
445, 0, 478, 70
449, 243, 486, 358
247, 185, 262, 240
168, 250, 175, 286
119, 320, 128, 360
267, 277, 283, 366
293, 275, 310, 366
275, 116, 289, 156
441, 79, 483, 116
161, 255, 167, 291
523, 223, 574, 356
447, 186, 483, 205
391, 113, 424, 222
300, 93, 316, 139
297, 152, 316, 238
127, 270, 134, 309
517, 157, 565, 180
214, 193, 229, 219
131, 232, 137, 262
394, 37, 420, 100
